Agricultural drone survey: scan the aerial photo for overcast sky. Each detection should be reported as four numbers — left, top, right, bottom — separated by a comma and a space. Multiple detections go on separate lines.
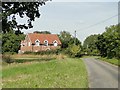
20, 1, 118, 43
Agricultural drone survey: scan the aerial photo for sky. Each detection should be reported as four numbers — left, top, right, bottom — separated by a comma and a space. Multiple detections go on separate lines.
20, 1, 118, 43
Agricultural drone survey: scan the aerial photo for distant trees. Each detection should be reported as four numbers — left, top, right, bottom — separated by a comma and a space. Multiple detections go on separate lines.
83, 34, 100, 55
59, 31, 81, 48
59, 31, 82, 57
33, 31, 51, 34
84, 24, 120, 59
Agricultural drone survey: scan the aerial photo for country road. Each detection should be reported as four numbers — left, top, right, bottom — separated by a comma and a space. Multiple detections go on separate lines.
82, 57, 119, 88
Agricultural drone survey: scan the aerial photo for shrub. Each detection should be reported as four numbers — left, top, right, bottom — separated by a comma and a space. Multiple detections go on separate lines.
66, 44, 82, 58
2, 55, 14, 64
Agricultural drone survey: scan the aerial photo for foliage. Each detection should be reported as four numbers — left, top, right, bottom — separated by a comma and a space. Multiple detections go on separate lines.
59, 31, 73, 48
59, 31, 81, 48
0, 34, 2, 40
59, 31, 82, 57
2, 32, 25, 53
2, 58, 88, 88
33, 31, 51, 34
96, 24, 120, 59
83, 34, 100, 55
68, 44, 82, 57
2, 54, 14, 64
97, 57, 120, 66
2, 1, 49, 33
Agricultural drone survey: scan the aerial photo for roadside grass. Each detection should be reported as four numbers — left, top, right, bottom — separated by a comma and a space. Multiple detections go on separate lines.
82, 55, 119, 66
81, 55, 100, 59
2, 58, 88, 88
96, 57, 119, 67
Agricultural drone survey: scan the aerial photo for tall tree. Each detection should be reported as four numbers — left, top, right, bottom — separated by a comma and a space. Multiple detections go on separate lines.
2, 32, 25, 53
59, 31, 81, 48
83, 34, 100, 55
2, 1, 50, 33
96, 24, 120, 59
59, 31, 72, 48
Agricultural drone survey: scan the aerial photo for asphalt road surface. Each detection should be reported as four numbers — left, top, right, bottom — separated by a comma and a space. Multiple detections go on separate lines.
82, 57, 119, 88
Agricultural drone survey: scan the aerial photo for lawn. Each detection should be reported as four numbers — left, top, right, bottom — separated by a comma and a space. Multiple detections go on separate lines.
2, 58, 88, 88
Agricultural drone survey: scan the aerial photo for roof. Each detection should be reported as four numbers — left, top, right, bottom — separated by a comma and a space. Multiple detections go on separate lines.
27, 33, 62, 45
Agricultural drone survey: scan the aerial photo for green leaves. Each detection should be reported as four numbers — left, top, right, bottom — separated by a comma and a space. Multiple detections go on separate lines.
96, 24, 120, 59
2, 1, 48, 33
2, 33, 25, 53
69, 44, 81, 57
59, 31, 81, 49
83, 34, 100, 55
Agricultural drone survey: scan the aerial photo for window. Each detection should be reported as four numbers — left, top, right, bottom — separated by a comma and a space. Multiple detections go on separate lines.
35, 39, 40, 46
28, 42, 31, 46
44, 40, 48, 46
53, 40, 58, 46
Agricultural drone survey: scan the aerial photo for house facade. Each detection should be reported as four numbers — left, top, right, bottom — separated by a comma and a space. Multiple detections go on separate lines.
19, 33, 62, 53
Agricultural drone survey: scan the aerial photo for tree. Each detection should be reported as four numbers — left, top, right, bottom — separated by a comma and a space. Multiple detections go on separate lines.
2, 32, 25, 53
96, 34, 108, 57
59, 31, 82, 57
59, 31, 81, 48
2, 1, 50, 33
96, 24, 120, 59
83, 34, 100, 55
59, 31, 72, 48
33, 31, 51, 34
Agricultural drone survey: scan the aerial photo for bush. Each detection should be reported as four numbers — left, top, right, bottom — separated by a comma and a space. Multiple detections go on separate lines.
66, 44, 82, 58
2, 55, 14, 64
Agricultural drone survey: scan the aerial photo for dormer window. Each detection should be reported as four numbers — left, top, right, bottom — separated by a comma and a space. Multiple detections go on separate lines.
35, 39, 40, 46
44, 40, 48, 46
53, 40, 58, 46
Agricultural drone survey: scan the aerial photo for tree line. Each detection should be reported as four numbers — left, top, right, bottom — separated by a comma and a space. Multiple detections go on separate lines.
83, 24, 120, 59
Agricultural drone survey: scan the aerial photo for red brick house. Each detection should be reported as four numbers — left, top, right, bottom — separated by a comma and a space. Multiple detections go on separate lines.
19, 33, 62, 53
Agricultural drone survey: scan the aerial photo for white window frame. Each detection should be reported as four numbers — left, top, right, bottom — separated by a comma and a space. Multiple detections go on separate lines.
28, 42, 31, 46
44, 40, 48, 46
35, 39, 40, 46
53, 40, 58, 46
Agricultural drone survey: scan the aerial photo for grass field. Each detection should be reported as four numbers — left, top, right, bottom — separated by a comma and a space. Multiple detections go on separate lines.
2, 58, 88, 88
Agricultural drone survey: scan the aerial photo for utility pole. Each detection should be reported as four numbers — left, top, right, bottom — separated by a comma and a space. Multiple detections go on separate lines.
74, 30, 76, 45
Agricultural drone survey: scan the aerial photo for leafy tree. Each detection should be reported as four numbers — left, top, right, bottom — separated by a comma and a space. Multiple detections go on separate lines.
59, 31, 81, 48
59, 31, 82, 57
83, 34, 100, 55
59, 31, 72, 48
2, 1, 50, 33
96, 34, 108, 57
33, 31, 51, 34
96, 24, 120, 59
2, 32, 25, 53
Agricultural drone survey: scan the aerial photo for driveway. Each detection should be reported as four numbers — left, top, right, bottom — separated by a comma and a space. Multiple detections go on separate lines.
82, 57, 119, 88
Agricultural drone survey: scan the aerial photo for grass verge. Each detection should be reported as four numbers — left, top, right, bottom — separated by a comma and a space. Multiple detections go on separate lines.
96, 57, 119, 67
2, 58, 88, 88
